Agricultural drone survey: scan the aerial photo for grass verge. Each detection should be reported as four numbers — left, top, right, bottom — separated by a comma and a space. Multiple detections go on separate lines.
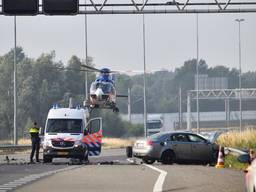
217, 129, 256, 149
216, 129, 256, 170
224, 154, 248, 170
102, 138, 135, 149
1, 137, 136, 149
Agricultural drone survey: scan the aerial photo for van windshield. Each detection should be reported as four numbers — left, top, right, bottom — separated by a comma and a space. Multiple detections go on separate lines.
46, 119, 83, 133
146, 120, 162, 129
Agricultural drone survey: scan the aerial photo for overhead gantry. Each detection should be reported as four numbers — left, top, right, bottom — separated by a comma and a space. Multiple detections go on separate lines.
1, 0, 256, 15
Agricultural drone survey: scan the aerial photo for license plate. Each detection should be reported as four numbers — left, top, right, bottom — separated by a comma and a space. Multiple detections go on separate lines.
136, 143, 144, 148
57, 152, 68, 155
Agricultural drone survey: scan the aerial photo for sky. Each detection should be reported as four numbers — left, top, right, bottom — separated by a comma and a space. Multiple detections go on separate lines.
0, 12, 256, 73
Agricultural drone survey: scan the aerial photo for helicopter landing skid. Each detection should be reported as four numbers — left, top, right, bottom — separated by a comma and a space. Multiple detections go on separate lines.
84, 99, 119, 113
112, 107, 119, 113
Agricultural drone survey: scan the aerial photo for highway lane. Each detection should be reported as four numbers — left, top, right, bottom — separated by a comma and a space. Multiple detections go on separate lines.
159, 165, 244, 192
15, 162, 245, 192
17, 165, 158, 192
0, 148, 128, 187
1, 148, 245, 192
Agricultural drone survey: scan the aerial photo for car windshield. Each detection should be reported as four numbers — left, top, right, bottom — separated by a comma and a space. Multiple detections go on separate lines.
46, 119, 83, 133
149, 132, 167, 141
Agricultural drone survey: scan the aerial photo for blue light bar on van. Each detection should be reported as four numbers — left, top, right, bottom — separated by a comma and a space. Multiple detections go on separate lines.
76, 105, 81, 109
52, 103, 59, 109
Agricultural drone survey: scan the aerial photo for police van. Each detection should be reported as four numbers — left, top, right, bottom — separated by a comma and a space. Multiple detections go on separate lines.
42, 105, 102, 163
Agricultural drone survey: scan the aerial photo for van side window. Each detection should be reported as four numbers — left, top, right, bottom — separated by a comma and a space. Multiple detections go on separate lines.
88, 119, 101, 134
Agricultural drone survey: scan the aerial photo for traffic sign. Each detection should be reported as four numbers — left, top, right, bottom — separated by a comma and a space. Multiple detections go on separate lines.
2, 0, 38, 15
43, 0, 79, 15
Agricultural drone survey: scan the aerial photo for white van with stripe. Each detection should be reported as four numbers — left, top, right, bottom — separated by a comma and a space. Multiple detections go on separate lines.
42, 105, 102, 163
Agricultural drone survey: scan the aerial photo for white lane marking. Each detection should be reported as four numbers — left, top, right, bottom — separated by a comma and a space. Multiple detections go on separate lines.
0, 165, 81, 191
144, 164, 167, 192
126, 158, 136, 164
126, 159, 167, 192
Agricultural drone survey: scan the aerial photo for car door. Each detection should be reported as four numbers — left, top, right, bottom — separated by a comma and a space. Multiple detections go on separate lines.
188, 134, 211, 162
82, 118, 102, 156
170, 133, 191, 161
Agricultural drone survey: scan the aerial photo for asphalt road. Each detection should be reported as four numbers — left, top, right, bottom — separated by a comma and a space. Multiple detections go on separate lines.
0, 148, 245, 192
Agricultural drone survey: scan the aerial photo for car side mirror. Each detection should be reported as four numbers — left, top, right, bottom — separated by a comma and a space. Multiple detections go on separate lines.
84, 129, 89, 135
160, 141, 167, 146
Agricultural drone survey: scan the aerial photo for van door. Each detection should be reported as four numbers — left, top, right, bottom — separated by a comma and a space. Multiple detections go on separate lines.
82, 118, 102, 156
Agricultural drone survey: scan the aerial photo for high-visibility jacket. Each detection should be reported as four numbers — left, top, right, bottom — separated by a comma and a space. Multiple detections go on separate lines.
29, 126, 40, 139
29, 126, 39, 133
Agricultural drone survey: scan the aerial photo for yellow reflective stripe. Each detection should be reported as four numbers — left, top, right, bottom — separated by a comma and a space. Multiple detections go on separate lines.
29, 127, 39, 133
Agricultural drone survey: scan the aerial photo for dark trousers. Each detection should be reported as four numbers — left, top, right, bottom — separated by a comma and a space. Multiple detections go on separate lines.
30, 137, 40, 162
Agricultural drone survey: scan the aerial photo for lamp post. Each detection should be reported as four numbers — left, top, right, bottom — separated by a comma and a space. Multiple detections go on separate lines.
142, 9, 147, 138
13, 16, 17, 145
196, 13, 200, 134
127, 88, 144, 123
235, 18, 244, 132
84, 0, 88, 100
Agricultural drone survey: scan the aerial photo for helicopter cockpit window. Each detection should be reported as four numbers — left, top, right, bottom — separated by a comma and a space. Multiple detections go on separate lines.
90, 82, 114, 94
90, 82, 97, 92
99, 82, 113, 93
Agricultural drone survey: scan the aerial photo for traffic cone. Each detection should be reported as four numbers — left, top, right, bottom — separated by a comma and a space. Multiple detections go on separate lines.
215, 146, 225, 168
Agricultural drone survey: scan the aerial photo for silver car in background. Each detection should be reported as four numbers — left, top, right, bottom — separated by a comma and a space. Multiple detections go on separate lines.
133, 131, 219, 164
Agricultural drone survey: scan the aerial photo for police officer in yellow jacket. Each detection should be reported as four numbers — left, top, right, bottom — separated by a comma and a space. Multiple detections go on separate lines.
29, 122, 40, 163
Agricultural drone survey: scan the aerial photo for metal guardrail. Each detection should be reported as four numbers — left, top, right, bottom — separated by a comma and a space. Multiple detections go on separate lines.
225, 147, 248, 156
0, 145, 31, 150
0, 144, 249, 158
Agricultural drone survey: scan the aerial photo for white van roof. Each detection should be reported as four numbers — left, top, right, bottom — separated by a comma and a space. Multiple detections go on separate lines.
47, 108, 88, 119
147, 114, 163, 120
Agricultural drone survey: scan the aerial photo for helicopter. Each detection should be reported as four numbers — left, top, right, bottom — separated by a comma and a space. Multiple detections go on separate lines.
81, 64, 127, 112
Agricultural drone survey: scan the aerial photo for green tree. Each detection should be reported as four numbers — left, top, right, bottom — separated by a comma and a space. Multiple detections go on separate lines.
0, 48, 25, 140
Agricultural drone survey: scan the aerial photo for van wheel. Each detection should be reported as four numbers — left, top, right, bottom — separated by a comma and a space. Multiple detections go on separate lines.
161, 150, 175, 164
142, 158, 155, 164
43, 155, 52, 163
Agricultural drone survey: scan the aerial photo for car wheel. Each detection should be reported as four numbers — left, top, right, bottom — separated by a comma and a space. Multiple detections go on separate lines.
161, 150, 175, 164
43, 155, 52, 163
142, 158, 155, 164
126, 146, 133, 158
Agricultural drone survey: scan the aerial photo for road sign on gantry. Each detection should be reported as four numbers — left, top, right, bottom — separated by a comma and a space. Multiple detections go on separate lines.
43, 0, 79, 15
2, 0, 39, 15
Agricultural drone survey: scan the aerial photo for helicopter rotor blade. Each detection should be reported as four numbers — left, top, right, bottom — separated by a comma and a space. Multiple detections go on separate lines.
49, 66, 95, 72
116, 94, 128, 98
81, 64, 101, 72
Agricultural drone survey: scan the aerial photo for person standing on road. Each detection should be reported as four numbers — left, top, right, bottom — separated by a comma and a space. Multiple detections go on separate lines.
29, 121, 40, 163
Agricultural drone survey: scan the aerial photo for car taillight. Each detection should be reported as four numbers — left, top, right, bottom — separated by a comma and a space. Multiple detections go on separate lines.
147, 139, 153, 146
